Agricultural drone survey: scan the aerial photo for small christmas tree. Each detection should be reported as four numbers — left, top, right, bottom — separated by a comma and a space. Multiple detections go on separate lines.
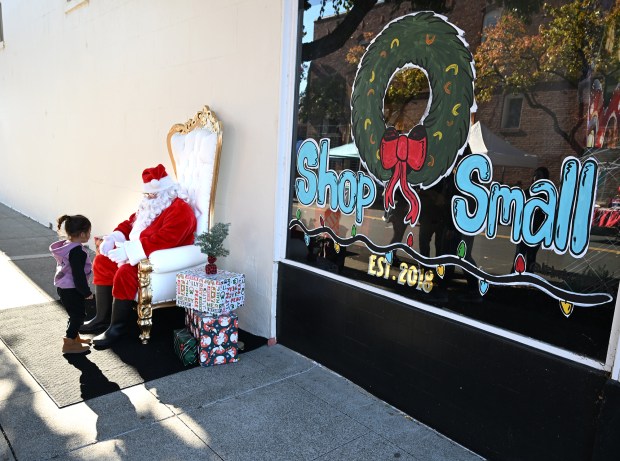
195, 222, 230, 274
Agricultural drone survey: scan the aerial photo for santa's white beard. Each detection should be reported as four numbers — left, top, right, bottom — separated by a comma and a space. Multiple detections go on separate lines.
129, 191, 176, 241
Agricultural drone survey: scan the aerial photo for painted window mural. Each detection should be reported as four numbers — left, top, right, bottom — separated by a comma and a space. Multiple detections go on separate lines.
287, 0, 620, 361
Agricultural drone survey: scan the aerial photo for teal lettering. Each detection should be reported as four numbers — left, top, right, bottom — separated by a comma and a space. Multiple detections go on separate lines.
522, 180, 556, 247
317, 139, 338, 209
487, 184, 525, 241
452, 154, 491, 235
293, 138, 377, 225
571, 160, 597, 256
338, 171, 357, 214
451, 154, 598, 259
356, 172, 376, 224
295, 139, 319, 206
555, 158, 578, 253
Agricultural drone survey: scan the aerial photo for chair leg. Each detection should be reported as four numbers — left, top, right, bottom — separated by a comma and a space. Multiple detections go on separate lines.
138, 316, 152, 345
137, 258, 153, 345
136, 298, 153, 345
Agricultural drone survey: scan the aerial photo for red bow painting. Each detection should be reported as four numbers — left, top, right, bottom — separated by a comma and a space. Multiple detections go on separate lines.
380, 126, 427, 225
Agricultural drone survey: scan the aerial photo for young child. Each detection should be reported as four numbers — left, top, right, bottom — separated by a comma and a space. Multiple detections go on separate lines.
50, 214, 94, 354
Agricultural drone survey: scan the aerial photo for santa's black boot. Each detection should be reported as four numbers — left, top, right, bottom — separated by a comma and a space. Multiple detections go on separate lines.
80, 285, 112, 333
92, 299, 135, 348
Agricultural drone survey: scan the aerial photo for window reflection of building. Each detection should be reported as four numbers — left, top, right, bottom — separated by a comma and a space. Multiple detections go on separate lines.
604, 120, 618, 148
501, 94, 524, 130
481, 7, 502, 42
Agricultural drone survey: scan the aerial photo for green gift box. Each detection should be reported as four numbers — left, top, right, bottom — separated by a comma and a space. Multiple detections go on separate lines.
173, 328, 198, 366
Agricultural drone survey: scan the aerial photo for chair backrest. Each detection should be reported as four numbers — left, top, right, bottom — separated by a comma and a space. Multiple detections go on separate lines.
167, 106, 223, 235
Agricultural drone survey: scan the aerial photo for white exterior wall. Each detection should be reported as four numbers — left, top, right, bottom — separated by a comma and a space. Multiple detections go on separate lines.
0, 0, 288, 338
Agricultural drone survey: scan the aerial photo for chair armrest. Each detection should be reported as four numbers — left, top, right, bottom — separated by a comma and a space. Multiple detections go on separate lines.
147, 245, 207, 273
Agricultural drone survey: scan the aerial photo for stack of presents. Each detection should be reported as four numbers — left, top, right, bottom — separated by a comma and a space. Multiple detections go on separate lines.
173, 268, 245, 367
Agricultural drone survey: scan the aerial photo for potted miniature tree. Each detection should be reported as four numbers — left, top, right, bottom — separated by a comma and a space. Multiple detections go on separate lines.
195, 222, 231, 274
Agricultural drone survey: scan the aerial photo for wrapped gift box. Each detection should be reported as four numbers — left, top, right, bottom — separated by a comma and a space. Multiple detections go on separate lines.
172, 328, 198, 366
176, 269, 245, 315
185, 308, 239, 367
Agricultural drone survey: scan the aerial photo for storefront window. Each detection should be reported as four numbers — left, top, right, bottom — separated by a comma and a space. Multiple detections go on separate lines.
286, 0, 620, 362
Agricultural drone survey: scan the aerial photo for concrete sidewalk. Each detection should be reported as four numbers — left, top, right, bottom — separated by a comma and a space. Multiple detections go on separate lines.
0, 202, 484, 461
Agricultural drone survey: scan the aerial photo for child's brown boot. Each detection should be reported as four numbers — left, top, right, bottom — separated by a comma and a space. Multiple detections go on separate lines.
62, 337, 90, 354
75, 333, 92, 345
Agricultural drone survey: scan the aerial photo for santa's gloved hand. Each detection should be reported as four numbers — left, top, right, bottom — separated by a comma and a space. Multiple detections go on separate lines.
99, 235, 116, 256
107, 242, 129, 265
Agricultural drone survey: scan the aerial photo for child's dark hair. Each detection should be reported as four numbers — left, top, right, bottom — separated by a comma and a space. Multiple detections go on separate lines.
57, 214, 91, 237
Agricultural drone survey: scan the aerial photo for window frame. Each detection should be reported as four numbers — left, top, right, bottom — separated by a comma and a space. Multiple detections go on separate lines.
501, 93, 524, 130
0, 2, 4, 48
481, 7, 503, 42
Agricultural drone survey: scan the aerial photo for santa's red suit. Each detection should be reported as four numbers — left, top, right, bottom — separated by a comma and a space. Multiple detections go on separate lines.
92, 165, 196, 300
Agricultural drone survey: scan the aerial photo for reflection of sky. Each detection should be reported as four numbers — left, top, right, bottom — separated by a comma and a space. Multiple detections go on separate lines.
303, 0, 335, 44
300, 2, 384, 92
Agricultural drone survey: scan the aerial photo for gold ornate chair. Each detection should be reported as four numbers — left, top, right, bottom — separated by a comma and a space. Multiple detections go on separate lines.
136, 105, 223, 344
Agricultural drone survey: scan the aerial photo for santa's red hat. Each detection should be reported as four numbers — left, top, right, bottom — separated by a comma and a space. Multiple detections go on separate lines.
142, 164, 175, 193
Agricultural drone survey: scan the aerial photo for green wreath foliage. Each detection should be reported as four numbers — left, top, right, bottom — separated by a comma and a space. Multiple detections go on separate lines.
351, 11, 475, 188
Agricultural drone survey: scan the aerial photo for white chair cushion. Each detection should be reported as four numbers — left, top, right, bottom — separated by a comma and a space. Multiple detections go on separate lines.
135, 246, 207, 303
148, 245, 208, 273
147, 262, 206, 304
171, 128, 217, 235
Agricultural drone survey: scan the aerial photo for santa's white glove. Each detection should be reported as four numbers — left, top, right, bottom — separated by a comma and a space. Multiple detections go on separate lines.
99, 231, 126, 257
99, 236, 116, 256
107, 242, 129, 265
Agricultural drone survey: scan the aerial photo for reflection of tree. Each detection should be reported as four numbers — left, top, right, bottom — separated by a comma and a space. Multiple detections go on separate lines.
346, 39, 429, 128
301, 0, 378, 62
300, 0, 454, 62
299, 0, 620, 154
474, 0, 620, 155
299, 67, 347, 124
300, 1, 446, 140
300, 1, 546, 61
541, 262, 617, 295
299, 0, 550, 133
299, 66, 348, 143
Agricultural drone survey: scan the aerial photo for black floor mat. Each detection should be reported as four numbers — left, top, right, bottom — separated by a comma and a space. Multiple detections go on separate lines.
0, 301, 266, 407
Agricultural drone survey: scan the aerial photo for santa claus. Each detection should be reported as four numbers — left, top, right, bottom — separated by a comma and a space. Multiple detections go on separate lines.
82, 164, 196, 347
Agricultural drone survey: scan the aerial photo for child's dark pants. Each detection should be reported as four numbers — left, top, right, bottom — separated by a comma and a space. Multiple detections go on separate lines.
57, 287, 86, 339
